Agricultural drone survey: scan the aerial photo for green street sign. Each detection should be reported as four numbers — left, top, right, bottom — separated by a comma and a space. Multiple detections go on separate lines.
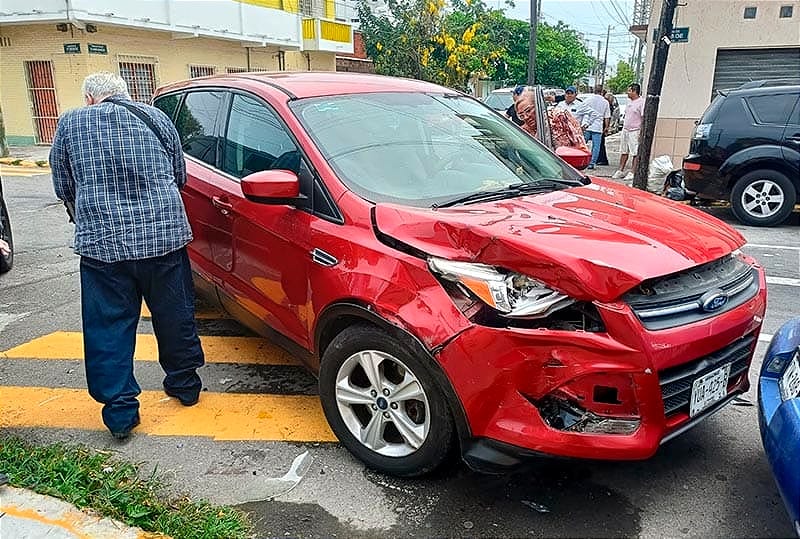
88, 43, 108, 55
63, 43, 81, 54
653, 27, 690, 43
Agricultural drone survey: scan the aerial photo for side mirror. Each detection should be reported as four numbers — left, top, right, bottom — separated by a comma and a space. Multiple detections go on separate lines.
241, 169, 302, 205
555, 146, 591, 170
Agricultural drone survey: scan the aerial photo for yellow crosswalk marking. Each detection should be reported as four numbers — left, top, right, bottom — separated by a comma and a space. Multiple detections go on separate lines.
0, 386, 336, 442
0, 331, 302, 366
0, 165, 49, 177
140, 302, 227, 319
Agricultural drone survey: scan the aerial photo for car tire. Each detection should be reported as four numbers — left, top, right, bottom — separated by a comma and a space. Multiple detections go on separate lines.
318, 324, 456, 477
730, 169, 796, 227
0, 196, 13, 274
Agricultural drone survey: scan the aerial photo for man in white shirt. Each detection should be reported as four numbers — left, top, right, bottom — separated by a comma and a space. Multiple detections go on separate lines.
581, 86, 611, 169
558, 86, 601, 140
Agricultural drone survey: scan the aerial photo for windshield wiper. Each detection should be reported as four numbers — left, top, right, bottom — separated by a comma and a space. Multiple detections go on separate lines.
431, 178, 584, 209
513, 178, 585, 189
432, 186, 524, 209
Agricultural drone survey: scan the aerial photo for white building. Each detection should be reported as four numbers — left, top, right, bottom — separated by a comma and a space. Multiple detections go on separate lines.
633, 0, 800, 166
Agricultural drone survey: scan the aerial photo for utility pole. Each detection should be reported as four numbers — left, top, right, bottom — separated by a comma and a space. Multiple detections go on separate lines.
633, 40, 644, 83
527, 0, 538, 84
596, 40, 601, 84
600, 25, 611, 88
633, 0, 679, 191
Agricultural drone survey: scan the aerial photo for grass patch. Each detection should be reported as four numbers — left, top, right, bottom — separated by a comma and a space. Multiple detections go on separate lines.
35, 160, 49, 167
0, 436, 251, 539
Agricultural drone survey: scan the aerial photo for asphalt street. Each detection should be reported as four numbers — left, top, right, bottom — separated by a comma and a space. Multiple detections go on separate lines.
0, 170, 798, 538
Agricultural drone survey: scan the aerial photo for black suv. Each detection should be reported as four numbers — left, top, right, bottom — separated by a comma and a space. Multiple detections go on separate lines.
683, 82, 800, 226
0, 175, 13, 273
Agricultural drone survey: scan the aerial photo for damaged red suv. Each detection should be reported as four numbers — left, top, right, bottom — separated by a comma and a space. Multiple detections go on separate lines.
154, 73, 766, 477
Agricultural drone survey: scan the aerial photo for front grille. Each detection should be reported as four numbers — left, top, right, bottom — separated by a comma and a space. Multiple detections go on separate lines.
659, 334, 755, 417
625, 255, 759, 330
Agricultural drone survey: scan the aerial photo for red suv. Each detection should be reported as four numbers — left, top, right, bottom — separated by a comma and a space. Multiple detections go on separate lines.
154, 73, 767, 477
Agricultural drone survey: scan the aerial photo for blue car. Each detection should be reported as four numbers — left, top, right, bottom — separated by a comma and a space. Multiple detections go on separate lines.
758, 318, 800, 537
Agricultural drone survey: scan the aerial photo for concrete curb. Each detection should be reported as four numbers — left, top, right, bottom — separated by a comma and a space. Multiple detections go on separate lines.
0, 486, 168, 538
0, 158, 50, 169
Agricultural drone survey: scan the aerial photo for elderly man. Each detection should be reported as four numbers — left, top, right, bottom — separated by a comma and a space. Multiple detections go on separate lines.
516, 89, 588, 151
558, 85, 601, 134
50, 72, 205, 440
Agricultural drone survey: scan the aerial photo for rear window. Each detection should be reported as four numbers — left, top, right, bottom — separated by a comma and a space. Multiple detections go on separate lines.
746, 93, 798, 125
483, 92, 513, 110
699, 94, 726, 123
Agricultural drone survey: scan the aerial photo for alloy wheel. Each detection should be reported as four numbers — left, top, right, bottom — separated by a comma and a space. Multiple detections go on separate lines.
741, 179, 785, 219
334, 349, 431, 457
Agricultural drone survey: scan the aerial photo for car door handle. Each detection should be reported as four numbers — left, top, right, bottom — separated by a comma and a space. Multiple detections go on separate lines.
787, 134, 800, 143
211, 196, 233, 215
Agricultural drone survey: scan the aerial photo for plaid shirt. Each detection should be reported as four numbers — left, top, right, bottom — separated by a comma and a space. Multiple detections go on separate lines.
50, 96, 192, 263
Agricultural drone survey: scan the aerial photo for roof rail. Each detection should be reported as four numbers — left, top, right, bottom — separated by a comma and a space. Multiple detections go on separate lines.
736, 79, 799, 90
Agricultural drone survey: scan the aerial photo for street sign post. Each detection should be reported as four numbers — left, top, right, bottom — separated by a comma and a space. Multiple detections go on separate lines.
652, 26, 689, 43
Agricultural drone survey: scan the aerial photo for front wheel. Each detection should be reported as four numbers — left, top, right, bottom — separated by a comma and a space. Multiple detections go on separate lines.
0, 196, 13, 274
730, 169, 796, 226
318, 324, 455, 477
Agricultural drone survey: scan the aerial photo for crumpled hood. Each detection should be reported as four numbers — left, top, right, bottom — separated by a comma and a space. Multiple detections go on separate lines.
373, 179, 745, 302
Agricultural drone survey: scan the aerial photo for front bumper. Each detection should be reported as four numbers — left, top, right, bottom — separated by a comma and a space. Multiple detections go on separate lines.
437, 267, 767, 463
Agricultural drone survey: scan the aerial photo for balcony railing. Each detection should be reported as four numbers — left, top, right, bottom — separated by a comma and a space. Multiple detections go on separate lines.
0, 0, 302, 49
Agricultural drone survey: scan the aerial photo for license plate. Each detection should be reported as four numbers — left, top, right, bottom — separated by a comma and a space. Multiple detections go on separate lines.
779, 354, 800, 401
689, 363, 732, 417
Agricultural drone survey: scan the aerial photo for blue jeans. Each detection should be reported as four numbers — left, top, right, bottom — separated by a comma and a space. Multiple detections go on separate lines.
584, 130, 603, 166
80, 247, 204, 433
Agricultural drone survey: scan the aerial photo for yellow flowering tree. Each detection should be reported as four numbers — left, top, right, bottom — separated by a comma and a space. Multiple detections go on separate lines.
357, 0, 504, 90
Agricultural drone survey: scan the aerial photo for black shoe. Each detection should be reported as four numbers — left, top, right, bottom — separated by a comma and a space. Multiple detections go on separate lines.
110, 415, 140, 440
164, 387, 200, 407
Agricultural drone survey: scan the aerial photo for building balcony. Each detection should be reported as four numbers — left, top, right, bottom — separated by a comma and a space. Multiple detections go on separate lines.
0, 0, 302, 49
302, 18, 353, 54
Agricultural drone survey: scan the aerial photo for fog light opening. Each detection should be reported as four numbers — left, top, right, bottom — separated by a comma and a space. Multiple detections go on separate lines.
533, 395, 641, 435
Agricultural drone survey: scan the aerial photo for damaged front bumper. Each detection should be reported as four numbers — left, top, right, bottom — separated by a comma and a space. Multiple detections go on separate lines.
435, 268, 767, 470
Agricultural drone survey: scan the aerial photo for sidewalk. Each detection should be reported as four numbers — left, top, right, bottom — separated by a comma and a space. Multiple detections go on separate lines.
0, 485, 165, 538
0, 145, 51, 169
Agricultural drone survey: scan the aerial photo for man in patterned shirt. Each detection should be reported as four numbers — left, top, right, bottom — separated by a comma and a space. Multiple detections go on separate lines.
50, 72, 205, 440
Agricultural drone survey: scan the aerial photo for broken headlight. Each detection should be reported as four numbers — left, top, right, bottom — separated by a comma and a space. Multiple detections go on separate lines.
428, 258, 575, 318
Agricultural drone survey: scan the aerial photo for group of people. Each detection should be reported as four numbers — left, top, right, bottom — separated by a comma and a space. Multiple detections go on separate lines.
506, 82, 645, 180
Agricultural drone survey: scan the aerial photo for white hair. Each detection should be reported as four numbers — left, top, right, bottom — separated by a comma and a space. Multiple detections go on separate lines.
81, 72, 130, 101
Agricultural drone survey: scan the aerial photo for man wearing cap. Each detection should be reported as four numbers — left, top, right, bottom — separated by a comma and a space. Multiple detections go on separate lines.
505, 85, 525, 126
558, 86, 600, 140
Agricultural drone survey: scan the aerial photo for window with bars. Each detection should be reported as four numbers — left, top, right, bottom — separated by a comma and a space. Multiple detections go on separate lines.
226, 67, 272, 73
118, 60, 157, 103
189, 64, 216, 78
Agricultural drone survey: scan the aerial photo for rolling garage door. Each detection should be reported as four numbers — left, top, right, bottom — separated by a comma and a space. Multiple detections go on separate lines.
712, 48, 800, 97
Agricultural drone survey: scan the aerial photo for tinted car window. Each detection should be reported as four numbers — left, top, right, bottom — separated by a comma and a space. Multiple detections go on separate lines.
747, 94, 798, 125
176, 91, 223, 166
222, 93, 300, 178
153, 93, 181, 120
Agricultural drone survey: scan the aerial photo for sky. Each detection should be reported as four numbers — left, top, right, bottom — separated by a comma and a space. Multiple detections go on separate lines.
502, 0, 638, 68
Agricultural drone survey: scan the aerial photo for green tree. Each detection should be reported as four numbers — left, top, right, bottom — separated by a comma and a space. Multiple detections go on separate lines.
606, 60, 636, 93
358, 2, 592, 91
533, 21, 593, 88
357, 0, 503, 90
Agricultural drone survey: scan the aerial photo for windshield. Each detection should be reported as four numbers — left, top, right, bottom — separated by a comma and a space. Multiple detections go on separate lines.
483, 92, 513, 110
290, 92, 583, 208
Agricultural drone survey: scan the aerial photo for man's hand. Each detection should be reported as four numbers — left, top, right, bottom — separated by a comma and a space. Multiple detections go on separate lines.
0, 239, 10, 257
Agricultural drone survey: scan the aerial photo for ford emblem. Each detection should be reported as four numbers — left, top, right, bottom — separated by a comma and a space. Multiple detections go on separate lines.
699, 290, 729, 312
